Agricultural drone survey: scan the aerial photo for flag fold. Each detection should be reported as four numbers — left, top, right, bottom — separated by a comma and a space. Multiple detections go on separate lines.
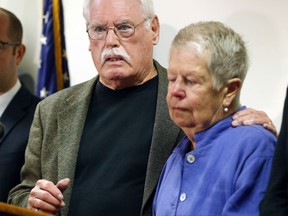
37, 0, 70, 98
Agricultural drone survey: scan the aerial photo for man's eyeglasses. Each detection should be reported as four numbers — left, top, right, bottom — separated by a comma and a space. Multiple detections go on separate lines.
0, 41, 21, 54
86, 19, 147, 40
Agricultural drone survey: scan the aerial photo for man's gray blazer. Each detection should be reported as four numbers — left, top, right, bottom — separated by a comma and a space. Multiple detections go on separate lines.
8, 60, 184, 216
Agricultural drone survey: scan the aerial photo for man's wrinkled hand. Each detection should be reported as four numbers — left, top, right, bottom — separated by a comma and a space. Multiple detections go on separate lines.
232, 108, 277, 137
27, 178, 70, 216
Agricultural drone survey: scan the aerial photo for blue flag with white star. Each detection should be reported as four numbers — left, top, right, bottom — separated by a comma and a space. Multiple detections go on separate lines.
37, 0, 70, 98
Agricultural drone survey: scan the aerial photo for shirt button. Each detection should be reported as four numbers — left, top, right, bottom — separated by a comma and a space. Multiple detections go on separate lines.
187, 154, 195, 163
180, 193, 187, 202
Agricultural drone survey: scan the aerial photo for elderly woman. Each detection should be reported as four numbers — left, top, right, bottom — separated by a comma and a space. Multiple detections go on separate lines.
153, 21, 276, 216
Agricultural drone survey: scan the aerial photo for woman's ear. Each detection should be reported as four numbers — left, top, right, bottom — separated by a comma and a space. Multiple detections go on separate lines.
223, 78, 242, 107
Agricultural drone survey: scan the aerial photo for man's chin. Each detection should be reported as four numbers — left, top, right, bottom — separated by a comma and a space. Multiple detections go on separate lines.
103, 71, 126, 80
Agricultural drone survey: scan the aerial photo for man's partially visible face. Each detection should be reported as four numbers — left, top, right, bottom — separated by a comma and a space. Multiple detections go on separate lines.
0, 11, 18, 94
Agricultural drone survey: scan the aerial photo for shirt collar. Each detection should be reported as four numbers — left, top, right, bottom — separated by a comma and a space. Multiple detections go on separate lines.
0, 79, 21, 117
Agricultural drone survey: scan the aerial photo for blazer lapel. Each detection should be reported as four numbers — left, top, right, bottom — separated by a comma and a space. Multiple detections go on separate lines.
56, 77, 97, 215
141, 61, 183, 213
0, 87, 34, 144
0, 104, 26, 144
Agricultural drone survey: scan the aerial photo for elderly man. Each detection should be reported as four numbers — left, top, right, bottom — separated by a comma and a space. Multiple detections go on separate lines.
8, 0, 275, 215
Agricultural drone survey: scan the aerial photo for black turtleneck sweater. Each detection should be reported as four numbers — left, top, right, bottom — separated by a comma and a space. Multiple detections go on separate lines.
69, 76, 158, 216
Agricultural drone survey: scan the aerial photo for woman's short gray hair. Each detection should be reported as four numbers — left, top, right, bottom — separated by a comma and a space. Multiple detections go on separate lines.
172, 21, 249, 107
83, 0, 155, 26
172, 21, 249, 90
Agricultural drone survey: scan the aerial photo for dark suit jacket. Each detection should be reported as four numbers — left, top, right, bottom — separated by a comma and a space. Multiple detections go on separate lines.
260, 86, 288, 216
8, 60, 184, 216
0, 85, 40, 202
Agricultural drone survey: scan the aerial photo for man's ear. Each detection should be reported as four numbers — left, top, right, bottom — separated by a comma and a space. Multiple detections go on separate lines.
16, 44, 26, 66
150, 15, 160, 45
223, 78, 242, 107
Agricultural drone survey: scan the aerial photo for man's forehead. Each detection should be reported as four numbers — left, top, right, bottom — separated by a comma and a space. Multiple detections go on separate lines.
90, 0, 142, 17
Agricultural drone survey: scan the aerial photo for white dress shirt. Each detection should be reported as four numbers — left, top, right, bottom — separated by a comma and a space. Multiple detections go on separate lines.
0, 79, 21, 118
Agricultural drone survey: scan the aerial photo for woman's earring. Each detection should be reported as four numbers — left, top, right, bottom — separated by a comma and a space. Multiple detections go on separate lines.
224, 107, 229, 112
